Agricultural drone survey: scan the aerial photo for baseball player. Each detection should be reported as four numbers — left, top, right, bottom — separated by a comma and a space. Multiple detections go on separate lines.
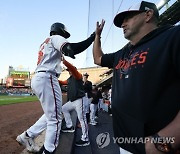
89, 85, 102, 125
16, 22, 95, 154
59, 57, 90, 147
82, 73, 92, 124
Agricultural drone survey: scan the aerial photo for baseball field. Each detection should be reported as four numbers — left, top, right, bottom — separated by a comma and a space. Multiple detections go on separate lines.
0, 95, 43, 154
0, 95, 38, 105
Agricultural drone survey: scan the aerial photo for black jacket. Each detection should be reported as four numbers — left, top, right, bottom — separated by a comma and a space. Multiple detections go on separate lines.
67, 76, 85, 102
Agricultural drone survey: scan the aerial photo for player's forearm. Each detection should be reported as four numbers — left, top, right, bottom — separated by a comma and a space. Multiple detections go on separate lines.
158, 111, 180, 150
59, 80, 68, 85
63, 59, 82, 80
93, 35, 103, 65
70, 32, 95, 55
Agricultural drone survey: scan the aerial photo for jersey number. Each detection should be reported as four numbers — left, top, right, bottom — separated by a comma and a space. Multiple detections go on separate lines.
37, 38, 50, 65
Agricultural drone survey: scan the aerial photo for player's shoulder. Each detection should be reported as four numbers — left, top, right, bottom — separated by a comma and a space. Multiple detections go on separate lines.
85, 80, 92, 85
166, 24, 180, 39
166, 24, 180, 33
51, 35, 68, 45
88, 80, 92, 85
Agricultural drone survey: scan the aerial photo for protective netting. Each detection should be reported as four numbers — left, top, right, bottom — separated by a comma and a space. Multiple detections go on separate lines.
84, 0, 149, 67
84, 0, 127, 68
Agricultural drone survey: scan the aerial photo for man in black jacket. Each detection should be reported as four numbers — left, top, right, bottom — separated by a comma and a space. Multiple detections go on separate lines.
93, 1, 180, 154
59, 57, 89, 147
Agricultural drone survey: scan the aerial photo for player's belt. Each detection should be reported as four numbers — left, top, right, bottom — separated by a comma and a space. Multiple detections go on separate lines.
36, 71, 59, 78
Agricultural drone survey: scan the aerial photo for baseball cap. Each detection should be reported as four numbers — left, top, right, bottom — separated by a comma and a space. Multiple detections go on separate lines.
83, 72, 89, 76
114, 1, 159, 28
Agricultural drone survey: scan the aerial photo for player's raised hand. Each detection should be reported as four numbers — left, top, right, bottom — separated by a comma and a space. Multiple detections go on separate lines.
96, 19, 105, 37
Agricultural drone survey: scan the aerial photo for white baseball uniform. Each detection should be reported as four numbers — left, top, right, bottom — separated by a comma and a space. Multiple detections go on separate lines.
26, 35, 68, 152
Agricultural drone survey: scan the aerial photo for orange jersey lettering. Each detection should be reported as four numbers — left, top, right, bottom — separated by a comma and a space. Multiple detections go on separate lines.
131, 53, 139, 66
138, 52, 148, 64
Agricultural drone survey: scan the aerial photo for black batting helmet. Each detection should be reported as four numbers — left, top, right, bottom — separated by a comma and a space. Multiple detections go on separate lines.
50, 22, 70, 38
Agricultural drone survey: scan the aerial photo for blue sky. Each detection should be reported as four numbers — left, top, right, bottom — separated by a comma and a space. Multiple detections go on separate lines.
0, 0, 175, 79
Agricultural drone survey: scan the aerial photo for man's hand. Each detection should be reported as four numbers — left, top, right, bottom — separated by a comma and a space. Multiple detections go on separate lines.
145, 137, 164, 154
95, 19, 105, 37
93, 19, 105, 65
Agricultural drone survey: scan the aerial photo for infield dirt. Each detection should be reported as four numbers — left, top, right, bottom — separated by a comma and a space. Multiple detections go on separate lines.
0, 101, 43, 154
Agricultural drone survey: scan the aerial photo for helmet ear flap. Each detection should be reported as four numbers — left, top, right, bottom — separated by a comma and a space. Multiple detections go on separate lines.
58, 28, 69, 38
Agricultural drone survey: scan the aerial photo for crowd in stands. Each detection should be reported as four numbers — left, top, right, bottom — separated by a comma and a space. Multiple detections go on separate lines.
0, 87, 34, 95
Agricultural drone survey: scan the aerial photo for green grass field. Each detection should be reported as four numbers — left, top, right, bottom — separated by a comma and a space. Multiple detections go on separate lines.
0, 95, 39, 106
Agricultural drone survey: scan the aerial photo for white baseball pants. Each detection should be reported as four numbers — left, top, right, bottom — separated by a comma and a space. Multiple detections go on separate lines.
83, 94, 91, 114
62, 98, 89, 141
90, 103, 98, 123
27, 72, 62, 152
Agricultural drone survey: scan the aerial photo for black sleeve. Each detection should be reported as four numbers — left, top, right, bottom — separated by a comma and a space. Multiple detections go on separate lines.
62, 43, 75, 59
101, 53, 115, 68
70, 32, 95, 55
62, 32, 95, 59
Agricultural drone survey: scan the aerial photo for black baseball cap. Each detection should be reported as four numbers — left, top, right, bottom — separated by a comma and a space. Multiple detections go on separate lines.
114, 1, 159, 28
83, 72, 89, 76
